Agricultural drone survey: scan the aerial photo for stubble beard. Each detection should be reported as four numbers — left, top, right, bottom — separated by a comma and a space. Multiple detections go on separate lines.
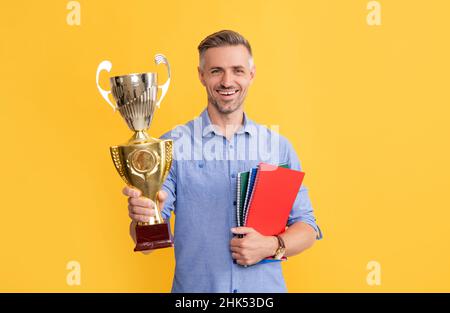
208, 90, 245, 115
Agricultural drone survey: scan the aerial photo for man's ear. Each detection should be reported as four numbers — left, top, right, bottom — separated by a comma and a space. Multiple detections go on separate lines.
198, 66, 206, 86
249, 65, 256, 85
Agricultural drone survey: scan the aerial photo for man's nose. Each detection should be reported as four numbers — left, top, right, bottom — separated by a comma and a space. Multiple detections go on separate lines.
221, 71, 233, 87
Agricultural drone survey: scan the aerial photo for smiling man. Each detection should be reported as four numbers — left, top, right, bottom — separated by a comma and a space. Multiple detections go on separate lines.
201, 44, 252, 115
123, 30, 322, 293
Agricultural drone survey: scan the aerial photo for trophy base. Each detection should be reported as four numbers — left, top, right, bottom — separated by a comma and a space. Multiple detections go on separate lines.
134, 222, 174, 252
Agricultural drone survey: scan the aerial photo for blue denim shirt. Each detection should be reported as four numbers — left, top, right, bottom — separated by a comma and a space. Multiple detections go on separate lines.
160, 109, 322, 293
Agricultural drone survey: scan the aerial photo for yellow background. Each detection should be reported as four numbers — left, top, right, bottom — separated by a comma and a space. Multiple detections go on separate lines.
1, 0, 449, 292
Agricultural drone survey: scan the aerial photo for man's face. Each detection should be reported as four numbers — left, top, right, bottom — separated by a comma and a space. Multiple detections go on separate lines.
198, 45, 255, 115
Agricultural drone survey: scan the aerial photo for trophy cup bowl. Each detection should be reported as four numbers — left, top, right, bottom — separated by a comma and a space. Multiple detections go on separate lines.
96, 54, 173, 251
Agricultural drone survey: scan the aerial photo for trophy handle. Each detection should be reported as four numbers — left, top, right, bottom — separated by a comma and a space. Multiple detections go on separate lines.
96, 60, 117, 111
154, 54, 171, 108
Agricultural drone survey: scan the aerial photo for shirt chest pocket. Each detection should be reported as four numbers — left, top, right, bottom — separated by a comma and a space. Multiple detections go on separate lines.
178, 160, 229, 194
176, 160, 233, 221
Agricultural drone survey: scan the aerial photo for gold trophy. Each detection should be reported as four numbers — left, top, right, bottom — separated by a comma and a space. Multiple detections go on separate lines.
96, 54, 173, 251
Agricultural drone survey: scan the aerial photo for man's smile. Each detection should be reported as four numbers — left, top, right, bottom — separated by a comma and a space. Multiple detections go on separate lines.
216, 88, 240, 99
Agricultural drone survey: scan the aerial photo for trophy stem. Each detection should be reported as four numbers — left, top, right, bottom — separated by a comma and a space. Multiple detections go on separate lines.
128, 130, 152, 144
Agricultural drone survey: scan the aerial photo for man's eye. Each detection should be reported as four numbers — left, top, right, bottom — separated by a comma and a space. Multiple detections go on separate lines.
211, 70, 220, 74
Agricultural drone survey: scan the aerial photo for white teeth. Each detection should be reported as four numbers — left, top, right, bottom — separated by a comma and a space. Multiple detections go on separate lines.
217, 90, 238, 96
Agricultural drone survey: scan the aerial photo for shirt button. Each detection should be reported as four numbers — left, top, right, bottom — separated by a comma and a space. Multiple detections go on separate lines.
229, 144, 233, 149
233, 201, 237, 206
233, 289, 238, 293
198, 163, 204, 168
231, 173, 235, 178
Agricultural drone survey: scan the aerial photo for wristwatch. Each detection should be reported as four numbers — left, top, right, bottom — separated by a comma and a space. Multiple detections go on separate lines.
274, 235, 286, 260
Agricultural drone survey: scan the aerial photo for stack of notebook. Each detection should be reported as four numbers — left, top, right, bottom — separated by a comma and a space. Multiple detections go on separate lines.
236, 162, 305, 264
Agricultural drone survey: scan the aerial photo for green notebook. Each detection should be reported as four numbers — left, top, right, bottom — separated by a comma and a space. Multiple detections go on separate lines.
236, 171, 249, 227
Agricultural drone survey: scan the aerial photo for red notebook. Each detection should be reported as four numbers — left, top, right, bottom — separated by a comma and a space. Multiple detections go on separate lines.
245, 163, 305, 236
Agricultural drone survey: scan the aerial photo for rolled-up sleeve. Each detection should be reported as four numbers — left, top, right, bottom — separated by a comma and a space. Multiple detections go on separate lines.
285, 142, 323, 240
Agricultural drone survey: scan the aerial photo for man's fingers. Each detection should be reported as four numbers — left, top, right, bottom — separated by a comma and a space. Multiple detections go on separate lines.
238, 254, 252, 265
231, 227, 255, 235
231, 252, 242, 260
230, 246, 243, 254
129, 213, 153, 223
236, 258, 251, 266
230, 237, 246, 248
122, 186, 141, 198
230, 237, 248, 249
128, 196, 155, 208
124, 188, 167, 222
128, 205, 155, 217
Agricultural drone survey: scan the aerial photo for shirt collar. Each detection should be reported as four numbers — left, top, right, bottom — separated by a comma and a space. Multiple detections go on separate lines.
200, 108, 256, 138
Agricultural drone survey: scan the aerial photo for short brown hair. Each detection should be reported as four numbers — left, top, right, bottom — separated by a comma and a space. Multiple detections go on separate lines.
198, 30, 253, 68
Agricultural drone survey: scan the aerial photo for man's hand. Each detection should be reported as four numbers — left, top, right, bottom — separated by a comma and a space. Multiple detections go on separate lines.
230, 227, 278, 266
122, 186, 168, 223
